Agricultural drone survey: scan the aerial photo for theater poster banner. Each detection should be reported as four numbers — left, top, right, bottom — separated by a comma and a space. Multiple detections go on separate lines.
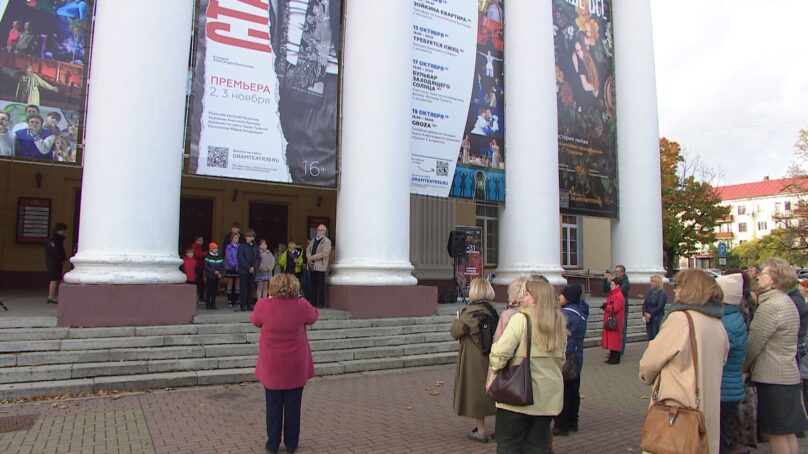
454, 225, 483, 297
410, 0, 505, 204
190, 0, 340, 187
553, 0, 618, 218
0, 0, 91, 164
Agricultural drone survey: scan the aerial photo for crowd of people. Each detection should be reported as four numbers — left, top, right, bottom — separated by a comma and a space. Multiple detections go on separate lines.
450, 259, 808, 453
181, 222, 332, 312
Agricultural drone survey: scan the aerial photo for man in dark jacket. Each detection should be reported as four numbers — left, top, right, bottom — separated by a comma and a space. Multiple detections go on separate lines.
787, 281, 808, 360
555, 284, 588, 436
603, 265, 630, 354
237, 229, 260, 311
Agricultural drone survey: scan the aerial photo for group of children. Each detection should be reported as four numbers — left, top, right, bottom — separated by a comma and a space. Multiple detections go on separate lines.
181, 223, 312, 312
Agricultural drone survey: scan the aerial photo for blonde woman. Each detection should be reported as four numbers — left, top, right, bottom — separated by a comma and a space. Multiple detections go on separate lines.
450, 278, 499, 443
639, 269, 729, 454
488, 280, 567, 453
744, 258, 808, 454
641, 274, 667, 340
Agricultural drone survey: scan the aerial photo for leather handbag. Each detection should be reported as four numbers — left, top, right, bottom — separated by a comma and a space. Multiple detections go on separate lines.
640, 312, 708, 454
486, 316, 533, 406
604, 302, 618, 331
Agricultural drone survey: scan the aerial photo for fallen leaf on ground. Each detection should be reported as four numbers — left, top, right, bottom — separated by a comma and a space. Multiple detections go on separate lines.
641, 396, 650, 400
429, 391, 440, 396
404, 406, 414, 411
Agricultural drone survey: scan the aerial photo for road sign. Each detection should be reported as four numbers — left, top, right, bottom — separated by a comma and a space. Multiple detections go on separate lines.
719, 257, 727, 266
718, 242, 727, 258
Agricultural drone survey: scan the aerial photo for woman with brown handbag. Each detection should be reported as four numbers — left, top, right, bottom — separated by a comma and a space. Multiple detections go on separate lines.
601, 277, 626, 364
639, 269, 729, 454
487, 279, 567, 453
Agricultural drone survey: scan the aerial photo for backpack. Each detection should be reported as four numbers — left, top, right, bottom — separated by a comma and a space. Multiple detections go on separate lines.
472, 311, 495, 355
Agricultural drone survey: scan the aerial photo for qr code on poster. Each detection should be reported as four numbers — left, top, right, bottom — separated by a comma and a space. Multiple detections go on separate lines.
207, 146, 229, 169
436, 160, 449, 177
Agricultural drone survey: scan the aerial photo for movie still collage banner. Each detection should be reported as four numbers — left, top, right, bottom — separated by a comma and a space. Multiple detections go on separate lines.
190, 0, 340, 187
410, 0, 505, 204
0, 0, 90, 164
553, 0, 618, 218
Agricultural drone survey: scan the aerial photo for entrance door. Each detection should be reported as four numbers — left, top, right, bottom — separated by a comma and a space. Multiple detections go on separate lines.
179, 197, 214, 253
249, 202, 288, 249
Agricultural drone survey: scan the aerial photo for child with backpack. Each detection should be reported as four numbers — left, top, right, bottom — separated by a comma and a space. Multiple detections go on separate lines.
256, 239, 275, 299
224, 233, 240, 308
204, 242, 224, 310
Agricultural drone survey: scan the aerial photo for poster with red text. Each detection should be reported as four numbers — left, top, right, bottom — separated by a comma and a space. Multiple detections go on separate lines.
190, 0, 340, 187
454, 225, 483, 297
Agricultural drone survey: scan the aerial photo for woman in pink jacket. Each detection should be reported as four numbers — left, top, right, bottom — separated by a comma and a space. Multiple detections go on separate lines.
601, 276, 626, 364
251, 273, 319, 454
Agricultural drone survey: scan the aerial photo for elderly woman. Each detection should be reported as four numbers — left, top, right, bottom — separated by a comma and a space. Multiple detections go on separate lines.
451, 278, 499, 443
744, 258, 808, 454
488, 279, 567, 453
639, 269, 729, 454
641, 274, 667, 340
251, 273, 318, 454
493, 274, 548, 343
601, 277, 626, 364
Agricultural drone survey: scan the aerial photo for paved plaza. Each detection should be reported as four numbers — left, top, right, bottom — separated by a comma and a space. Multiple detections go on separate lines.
0, 342, 805, 453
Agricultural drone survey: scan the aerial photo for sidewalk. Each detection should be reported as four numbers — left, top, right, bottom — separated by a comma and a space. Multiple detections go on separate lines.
1, 342, 802, 453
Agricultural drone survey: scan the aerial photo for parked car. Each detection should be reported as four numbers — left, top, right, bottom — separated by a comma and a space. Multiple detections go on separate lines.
797, 269, 808, 280
704, 269, 722, 278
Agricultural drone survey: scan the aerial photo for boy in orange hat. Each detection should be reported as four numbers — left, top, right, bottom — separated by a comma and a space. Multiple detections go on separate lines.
204, 242, 224, 310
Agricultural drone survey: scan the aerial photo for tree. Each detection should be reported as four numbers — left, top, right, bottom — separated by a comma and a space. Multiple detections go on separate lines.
660, 138, 730, 275
771, 128, 808, 256
731, 230, 808, 268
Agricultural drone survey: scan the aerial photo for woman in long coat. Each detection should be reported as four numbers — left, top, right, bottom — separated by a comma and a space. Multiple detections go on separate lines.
601, 277, 625, 364
451, 278, 499, 443
639, 268, 729, 454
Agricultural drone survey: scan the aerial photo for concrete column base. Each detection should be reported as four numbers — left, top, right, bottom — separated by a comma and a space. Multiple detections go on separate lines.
327, 285, 437, 319
57, 284, 197, 327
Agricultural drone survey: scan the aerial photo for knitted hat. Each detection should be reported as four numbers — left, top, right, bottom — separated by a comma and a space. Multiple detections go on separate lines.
561, 284, 583, 304
716, 274, 742, 306
208, 242, 218, 251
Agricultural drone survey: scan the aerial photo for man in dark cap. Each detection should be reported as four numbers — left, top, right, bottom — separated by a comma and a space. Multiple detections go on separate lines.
555, 283, 589, 436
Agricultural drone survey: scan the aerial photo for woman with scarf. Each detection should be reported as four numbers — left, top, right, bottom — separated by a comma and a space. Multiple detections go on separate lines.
639, 269, 729, 454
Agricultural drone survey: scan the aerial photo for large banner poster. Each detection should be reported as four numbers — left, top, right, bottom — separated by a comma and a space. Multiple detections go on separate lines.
454, 225, 483, 297
190, 0, 340, 187
553, 0, 618, 218
0, 0, 91, 164
410, 0, 505, 204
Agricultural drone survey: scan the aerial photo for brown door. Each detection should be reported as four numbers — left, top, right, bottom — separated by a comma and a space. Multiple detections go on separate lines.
249, 202, 288, 249
179, 197, 214, 253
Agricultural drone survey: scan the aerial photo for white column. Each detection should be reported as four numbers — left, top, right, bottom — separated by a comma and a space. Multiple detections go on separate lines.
65, 0, 193, 285
493, 0, 565, 286
611, 0, 666, 281
328, 0, 416, 286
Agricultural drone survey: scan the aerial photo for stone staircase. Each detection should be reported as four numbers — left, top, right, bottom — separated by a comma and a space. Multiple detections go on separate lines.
0, 299, 648, 401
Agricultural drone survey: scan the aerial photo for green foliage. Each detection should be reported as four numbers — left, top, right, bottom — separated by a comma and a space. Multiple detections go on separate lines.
660, 138, 730, 273
731, 230, 808, 268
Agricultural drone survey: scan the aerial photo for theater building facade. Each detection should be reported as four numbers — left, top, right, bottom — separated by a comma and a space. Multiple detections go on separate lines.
0, 0, 664, 324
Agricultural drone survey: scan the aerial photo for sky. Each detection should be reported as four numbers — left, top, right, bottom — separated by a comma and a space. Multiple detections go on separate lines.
650, 0, 808, 186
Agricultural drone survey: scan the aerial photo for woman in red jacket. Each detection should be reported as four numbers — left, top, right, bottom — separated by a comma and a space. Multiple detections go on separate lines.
601, 276, 626, 364
250, 273, 319, 454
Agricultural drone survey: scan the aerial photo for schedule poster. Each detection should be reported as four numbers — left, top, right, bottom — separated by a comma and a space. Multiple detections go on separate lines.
553, 0, 618, 218
190, 0, 340, 187
410, 0, 506, 204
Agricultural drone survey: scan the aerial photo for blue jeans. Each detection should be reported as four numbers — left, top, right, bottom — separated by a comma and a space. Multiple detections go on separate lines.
265, 387, 304, 452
